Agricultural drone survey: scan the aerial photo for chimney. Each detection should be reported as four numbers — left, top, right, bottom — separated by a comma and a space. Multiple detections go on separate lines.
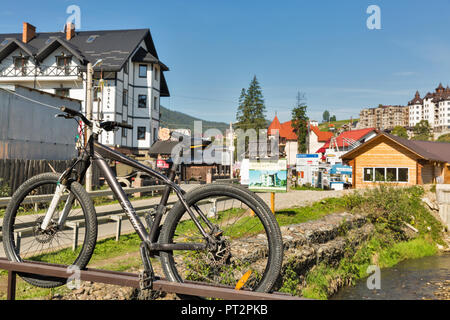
66, 22, 75, 40
22, 22, 36, 43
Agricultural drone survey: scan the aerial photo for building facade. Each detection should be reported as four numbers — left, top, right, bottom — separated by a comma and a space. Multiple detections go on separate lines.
358, 105, 408, 130
342, 132, 450, 189
410, 84, 450, 132
0, 22, 170, 156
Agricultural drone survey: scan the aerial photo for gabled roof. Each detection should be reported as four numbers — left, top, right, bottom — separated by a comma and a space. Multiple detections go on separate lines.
268, 116, 282, 134
35, 37, 85, 62
310, 125, 333, 142
268, 116, 298, 140
342, 132, 450, 163
322, 128, 377, 149
132, 47, 169, 71
0, 38, 37, 62
0, 28, 170, 96
0, 29, 166, 72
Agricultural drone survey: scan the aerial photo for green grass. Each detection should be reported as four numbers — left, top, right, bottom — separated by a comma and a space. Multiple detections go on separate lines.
318, 119, 359, 132
296, 185, 445, 300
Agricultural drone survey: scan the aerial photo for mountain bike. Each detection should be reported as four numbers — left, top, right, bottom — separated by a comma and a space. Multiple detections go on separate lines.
2, 106, 283, 296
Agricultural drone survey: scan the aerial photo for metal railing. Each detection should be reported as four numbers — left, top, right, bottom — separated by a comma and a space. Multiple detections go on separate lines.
0, 257, 302, 300
0, 65, 81, 78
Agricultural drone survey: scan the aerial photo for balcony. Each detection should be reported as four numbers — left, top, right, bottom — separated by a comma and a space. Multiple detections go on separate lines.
0, 65, 82, 80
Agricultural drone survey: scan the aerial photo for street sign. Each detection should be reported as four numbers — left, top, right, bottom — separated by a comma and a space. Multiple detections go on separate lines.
296, 154, 319, 166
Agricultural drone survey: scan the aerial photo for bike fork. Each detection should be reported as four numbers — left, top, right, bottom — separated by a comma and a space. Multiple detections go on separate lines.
40, 183, 67, 230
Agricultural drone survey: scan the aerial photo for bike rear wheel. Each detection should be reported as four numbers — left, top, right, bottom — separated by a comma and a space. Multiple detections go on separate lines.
2, 172, 98, 288
159, 184, 283, 296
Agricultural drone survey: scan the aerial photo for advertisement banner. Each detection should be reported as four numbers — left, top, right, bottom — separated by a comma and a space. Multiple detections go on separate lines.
248, 159, 287, 193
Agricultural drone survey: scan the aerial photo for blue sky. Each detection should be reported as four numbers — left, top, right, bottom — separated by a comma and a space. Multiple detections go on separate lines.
2, 0, 450, 124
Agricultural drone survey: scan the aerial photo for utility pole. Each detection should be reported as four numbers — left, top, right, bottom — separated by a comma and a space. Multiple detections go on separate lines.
85, 62, 94, 192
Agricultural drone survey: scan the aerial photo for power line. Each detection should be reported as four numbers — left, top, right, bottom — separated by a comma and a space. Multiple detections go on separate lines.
0, 86, 63, 112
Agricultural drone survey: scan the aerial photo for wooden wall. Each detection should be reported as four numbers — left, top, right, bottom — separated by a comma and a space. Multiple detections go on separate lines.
351, 136, 419, 188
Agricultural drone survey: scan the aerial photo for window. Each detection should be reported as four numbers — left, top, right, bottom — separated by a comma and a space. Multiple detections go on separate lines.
55, 88, 70, 97
13, 57, 29, 75
398, 168, 408, 182
363, 167, 409, 183
138, 95, 147, 108
137, 126, 146, 140
122, 122, 128, 138
153, 96, 158, 110
123, 61, 128, 75
139, 64, 147, 78
153, 128, 157, 143
123, 89, 128, 106
56, 56, 72, 75
363, 168, 374, 182
375, 168, 385, 182
154, 65, 158, 81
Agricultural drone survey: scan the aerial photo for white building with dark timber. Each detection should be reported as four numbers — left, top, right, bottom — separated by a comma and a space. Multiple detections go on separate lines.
0, 22, 170, 156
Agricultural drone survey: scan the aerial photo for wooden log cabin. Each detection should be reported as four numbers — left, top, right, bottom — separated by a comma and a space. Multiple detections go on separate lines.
341, 132, 450, 188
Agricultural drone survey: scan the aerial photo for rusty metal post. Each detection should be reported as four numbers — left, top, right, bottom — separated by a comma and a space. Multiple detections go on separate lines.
7, 271, 16, 300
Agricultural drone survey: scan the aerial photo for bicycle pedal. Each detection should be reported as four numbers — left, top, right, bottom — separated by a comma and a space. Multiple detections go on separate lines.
139, 270, 154, 291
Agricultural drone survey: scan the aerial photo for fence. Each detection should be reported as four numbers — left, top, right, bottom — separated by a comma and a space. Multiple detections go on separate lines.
0, 159, 100, 196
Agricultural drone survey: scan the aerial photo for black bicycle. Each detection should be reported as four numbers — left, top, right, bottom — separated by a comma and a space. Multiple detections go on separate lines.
2, 106, 283, 296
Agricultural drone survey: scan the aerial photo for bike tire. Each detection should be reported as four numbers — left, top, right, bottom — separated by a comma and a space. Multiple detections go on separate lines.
159, 183, 283, 297
2, 172, 98, 288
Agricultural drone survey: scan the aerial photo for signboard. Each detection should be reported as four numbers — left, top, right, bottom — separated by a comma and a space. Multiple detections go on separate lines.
296, 154, 319, 166
248, 159, 287, 193
156, 159, 170, 169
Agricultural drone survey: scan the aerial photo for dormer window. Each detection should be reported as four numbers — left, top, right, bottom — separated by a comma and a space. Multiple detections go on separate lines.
13, 56, 29, 76
56, 56, 72, 75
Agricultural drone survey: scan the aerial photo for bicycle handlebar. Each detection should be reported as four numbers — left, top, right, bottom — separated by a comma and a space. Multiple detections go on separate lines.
59, 106, 133, 131
60, 106, 91, 126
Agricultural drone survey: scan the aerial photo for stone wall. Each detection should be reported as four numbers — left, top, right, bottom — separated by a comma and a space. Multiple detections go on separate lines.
277, 212, 374, 294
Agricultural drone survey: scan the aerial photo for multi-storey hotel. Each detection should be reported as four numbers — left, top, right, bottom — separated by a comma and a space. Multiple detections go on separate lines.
0, 22, 170, 156
408, 83, 450, 132
358, 105, 408, 130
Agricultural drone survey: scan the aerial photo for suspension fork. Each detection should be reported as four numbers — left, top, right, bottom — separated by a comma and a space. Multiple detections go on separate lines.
41, 153, 90, 231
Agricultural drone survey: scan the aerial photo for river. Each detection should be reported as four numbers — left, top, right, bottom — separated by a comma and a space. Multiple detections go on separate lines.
332, 254, 450, 300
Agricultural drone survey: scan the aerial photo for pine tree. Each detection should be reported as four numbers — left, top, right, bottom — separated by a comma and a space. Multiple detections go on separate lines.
236, 76, 267, 131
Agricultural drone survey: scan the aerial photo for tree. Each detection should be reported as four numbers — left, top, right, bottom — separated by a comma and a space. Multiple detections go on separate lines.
236, 76, 267, 131
329, 115, 337, 122
391, 126, 408, 139
412, 120, 432, 141
322, 110, 330, 123
291, 91, 309, 153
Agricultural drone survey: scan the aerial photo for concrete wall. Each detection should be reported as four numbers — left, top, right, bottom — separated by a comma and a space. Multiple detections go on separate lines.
0, 86, 80, 160
436, 184, 450, 229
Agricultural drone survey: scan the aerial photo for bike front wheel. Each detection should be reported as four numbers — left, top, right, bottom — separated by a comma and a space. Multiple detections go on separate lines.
159, 184, 283, 296
2, 172, 98, 288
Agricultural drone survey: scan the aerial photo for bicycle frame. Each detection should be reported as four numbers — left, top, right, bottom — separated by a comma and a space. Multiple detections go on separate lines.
41, 135, 214, 252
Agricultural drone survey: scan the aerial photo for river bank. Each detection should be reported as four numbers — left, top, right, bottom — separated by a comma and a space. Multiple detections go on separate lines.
296, 185, 448, 300
331, 253, 450, 300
